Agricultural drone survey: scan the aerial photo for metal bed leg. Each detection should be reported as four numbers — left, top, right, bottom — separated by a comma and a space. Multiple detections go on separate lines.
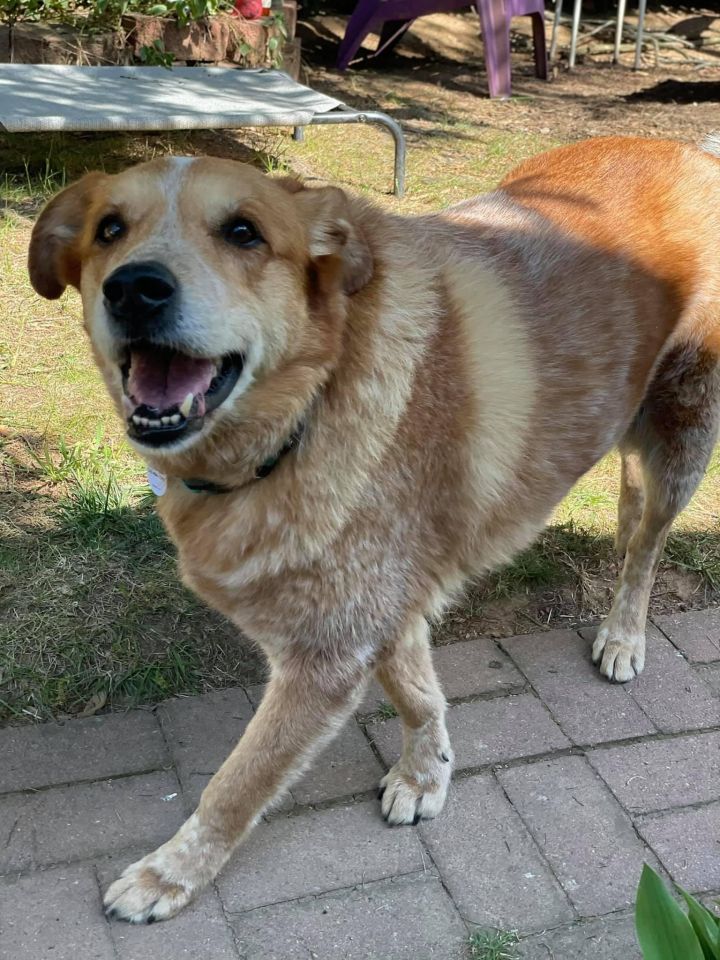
310, 110, 406, 198
293, 126, 305, 142
362, 111, 406, 198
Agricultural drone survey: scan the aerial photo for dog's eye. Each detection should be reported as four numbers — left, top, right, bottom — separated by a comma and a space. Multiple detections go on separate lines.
223, 218, 262, 248
96, 215, 126, 245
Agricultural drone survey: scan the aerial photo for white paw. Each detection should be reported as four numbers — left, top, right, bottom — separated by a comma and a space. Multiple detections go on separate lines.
104, 814, 228, 923
592, 626, 645, 682
104, 858, 195, 924
379, 749, 453, 825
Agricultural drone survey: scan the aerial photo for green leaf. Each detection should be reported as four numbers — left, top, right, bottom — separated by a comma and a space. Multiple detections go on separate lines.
636, 865, 704, 960
679, 888, 720, 959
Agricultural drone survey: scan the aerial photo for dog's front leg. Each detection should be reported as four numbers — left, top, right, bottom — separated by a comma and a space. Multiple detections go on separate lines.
104, 657, 366, 923
375, 618, 453, 825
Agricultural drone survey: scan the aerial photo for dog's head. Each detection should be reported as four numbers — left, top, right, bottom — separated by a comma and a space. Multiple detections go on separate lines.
28, 156, 373, 460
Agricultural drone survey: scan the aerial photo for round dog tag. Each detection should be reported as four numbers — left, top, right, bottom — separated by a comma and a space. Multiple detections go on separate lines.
147, 467, 167, 497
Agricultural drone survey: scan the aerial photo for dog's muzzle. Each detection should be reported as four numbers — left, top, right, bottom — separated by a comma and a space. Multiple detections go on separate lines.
105, 262, 245, 448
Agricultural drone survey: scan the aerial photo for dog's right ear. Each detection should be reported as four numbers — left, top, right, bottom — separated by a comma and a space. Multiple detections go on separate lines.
295, 186, 374, 296
28, 172, 107, 300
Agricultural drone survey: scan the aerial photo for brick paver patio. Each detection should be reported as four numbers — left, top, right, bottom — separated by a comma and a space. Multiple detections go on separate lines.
1, 609, 719, 959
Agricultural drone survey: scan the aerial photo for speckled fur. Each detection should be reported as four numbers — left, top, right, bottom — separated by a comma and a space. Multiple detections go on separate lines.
28, 137, 720, 922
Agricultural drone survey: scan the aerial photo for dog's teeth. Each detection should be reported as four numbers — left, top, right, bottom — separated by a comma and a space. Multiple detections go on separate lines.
140, 417, 150, 427
132, 414, 142, 425
180, 393, 194, 417
148, 419, 161, 428
161, 416, 171, 425
170, 414, 181, 424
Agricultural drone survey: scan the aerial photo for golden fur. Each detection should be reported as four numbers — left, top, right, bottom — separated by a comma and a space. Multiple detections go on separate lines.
28, 136, 720, 922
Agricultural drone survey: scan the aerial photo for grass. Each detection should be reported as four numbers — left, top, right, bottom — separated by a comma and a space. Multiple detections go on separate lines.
468, 929, 520, 960
283, 123, 560, 213
362, 701, 399, 722
1, 110, 719, 721
0, 432, 265, 722
0, 139, 272, 722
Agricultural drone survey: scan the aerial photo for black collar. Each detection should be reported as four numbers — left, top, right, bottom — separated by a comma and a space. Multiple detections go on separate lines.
182, 424, 304, 495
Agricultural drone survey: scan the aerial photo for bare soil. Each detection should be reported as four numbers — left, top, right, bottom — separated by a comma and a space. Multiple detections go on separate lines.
298, 5, 720, 145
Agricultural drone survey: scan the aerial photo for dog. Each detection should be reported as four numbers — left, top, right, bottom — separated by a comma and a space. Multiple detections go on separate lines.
28, 135, 720, 923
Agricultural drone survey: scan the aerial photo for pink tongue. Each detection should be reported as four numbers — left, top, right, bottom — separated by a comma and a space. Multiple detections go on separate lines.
127, 348, 216, 413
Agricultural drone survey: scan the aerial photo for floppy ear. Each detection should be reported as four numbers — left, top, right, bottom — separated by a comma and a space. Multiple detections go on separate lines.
28, 172, 107, 300
294, 185, 373, 296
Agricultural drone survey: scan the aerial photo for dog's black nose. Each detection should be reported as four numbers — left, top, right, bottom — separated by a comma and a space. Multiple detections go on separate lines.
103, 262, 177, 337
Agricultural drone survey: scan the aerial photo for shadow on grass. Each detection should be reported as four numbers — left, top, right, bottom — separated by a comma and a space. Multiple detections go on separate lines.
0, 128, 290, 221
436, 520, 720, 645
0, 431, 266, 724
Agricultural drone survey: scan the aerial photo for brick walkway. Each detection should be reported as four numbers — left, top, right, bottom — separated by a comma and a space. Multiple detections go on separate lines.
1, 609, 719, 959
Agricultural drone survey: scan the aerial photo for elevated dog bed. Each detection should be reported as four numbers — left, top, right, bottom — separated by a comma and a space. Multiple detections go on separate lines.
0, 64, 406, 195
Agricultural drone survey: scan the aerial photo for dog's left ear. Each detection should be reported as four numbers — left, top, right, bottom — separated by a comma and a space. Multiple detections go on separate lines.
292, 185, 373, 295
28, 172, 107, 300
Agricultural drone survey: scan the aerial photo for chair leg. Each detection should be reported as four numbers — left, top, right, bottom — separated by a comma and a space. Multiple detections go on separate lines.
477, 0, 512, 99
337, 19, 376, 69
337, 0, 383, 70
374, 19, 413, 58
530, 11, 547, 78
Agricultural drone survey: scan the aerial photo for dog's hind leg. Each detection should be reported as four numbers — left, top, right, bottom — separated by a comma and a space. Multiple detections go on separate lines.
594, 342, 720, 682
103, 655, 368, 923
374, 617, 453, 825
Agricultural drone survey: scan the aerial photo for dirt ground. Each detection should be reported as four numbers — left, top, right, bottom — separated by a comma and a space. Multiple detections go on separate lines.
297, 4, 720, 146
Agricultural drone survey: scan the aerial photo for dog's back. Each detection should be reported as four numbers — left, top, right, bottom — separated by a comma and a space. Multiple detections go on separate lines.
496, 136, 720, 345
378, 137, 720, 592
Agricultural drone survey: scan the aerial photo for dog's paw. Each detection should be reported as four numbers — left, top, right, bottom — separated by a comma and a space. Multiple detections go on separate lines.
592, 626, 645, 682
378, 749, 452, 825
104, 814, 229, 923
104, 860, 194, 924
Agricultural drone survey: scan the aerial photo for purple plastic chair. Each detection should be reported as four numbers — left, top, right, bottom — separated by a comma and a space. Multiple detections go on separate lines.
337, 0, 547, 99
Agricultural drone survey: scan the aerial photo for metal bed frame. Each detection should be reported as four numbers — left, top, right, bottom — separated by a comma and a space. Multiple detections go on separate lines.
0, 64, 407, 196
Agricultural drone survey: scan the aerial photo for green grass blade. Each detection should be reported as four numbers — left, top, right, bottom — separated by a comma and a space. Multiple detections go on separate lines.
636, 865, 704, 960
467, 929, 519, 960
678, 888, 720, 959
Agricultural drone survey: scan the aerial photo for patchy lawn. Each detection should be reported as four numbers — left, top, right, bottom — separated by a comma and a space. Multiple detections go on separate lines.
2, 14, 720, 721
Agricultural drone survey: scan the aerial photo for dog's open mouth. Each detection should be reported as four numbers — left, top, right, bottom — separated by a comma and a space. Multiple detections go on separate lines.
121, 342, 244, 447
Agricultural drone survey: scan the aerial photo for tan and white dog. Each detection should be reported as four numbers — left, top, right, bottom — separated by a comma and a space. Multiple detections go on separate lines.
28, 136, 720, 923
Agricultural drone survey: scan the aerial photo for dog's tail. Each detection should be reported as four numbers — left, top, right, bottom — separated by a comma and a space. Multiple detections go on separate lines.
700, 133, 720, 158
